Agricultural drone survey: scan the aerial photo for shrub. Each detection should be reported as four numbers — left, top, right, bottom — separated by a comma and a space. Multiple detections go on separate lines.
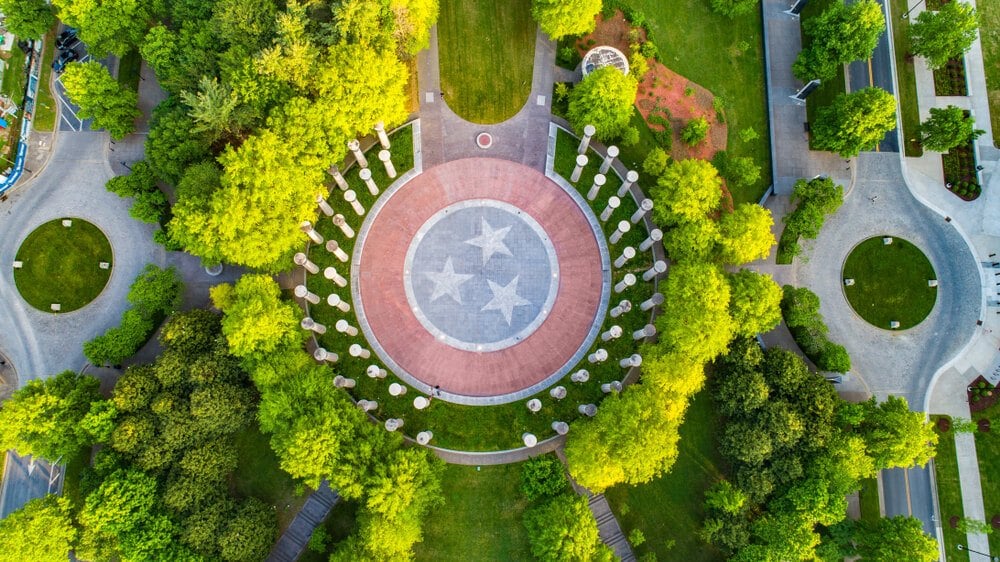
681, 117, 709, 146
780, 285, 851, 373
521, 456, 569, 501
629, 528, 646, 546
643, 147, 671, 177
776, 177, 844, 264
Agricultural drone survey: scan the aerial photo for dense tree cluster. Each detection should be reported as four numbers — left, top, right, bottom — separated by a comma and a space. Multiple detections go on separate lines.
793, 0, 885, 82
0, 0, 55, 39
566, 156, 781, 492
909, 1, 980, 70
703, 339, 938, 559
61, 61, 141, 141
532, 0, 602, 40
777, 176, 844, 261
105, 161, 169, 226
0, 495, 77, 561
567, 66, 640, 145
780, 285, 851, 373
213, 275, 444, 558
84, 265, 184, 367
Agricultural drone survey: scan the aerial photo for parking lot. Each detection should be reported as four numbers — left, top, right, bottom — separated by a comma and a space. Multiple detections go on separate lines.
50, 28, 95, 132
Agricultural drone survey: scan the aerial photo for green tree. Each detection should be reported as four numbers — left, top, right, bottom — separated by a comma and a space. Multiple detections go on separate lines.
787, 177, 844, 239
145, 99, 213, 185
128, 264, 183, 320
711, 0, 759, 18
524, 495, 614, 562
728, 269, 783, 336
60, 61, 140, 140
218, 498, 276, 562
681, 117, 710, 146
0, 0, 55, 39
212, 0, 279, 52
390, 0, 440, 56
919, 105, 984, 152
655, 262, 734, 364
793, 0, 885, 81
83, 310, 154, 366
812, 88, 897, 158
0, 495, 77, 561
532, 0, 602, 40
718, 203, 775, 265
159, 309, 222, 356
857, 396, 937, 469
714, 367, 770, 416
521, 456, 570, 501
705, 480, 748, 514
211, 275, 303, 364
190, 383, 253, 435
567, 66, 639, 142
909, 1, 979, 70
663, 217, 719, 262
0, 370, 102, 459
180, 76, 251, 143
852, 516, 939, 562
720, 154, 762, 190
52, 0, 150, 57
650, 158, 723, 225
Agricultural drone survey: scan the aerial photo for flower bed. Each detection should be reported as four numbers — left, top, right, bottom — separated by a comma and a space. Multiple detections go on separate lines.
934, 57, 969, 96
942, 136, 982, 200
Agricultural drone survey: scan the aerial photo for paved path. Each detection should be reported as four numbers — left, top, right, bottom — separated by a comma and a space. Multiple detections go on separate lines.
266, 481, 339, 562
845, 0, 899, 153
588, 493, 636, 562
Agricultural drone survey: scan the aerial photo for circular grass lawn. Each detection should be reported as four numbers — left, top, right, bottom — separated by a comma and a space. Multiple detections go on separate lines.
842, 236, 937, 330
14, 218, 113, 313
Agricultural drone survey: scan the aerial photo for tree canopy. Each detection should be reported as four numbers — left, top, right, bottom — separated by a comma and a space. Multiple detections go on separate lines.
61, 61, 141, 140
812, 87, 897, 158
649, 158, 724, 225
52, 0, 150, 56
524, 494, 614, 562
0, 0, 55, 39
793, 0, 885, 81
919, 105, 984, 152
718, 203, 775, 265
567, 66, 639, 143
909, 1, 980, 70
0, 495, 77, 561
532, 0, 602, 40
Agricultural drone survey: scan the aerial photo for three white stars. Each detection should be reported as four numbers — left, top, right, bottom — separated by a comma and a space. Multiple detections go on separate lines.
422, 219, 531, 325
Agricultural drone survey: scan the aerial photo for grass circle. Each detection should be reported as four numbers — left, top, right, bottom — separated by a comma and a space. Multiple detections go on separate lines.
14, 218, 113, 313
842, 236, 937, 330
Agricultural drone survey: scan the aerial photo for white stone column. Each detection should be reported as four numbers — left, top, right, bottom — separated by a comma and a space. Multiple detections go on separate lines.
327, 293, 351, 312
642, 260, 667, 282
578, 124, 596, 154
599, 145, 619, 174
588, 349, 608, 363
613, 273, 636, 293
333, 375, 356, 388
552, 421, 570, 435
314, 347, 338, 363
413, 396, 430, 410
366, 365, 387, 379
332, 215, 355, 238
358, 399, 378, 412
633, 324, 657, 341
549, 386, 567, 399
378, 149, 396, 179
416, 430, 433, 445
601, 381, 623, 393
526, 398, 542, 412
325, 240, 350, 262
610, 300, 632, 318
631, 198, 654, 224
344, 190, 365, 215
385, 418, 404, 431
294, 285, 321, 305
348, 139, 367, 168
300, 221, 324, 244
587, 173, 606, 201
640, 293, 665, 311
522, 433, 538, 447
613, 247, 635, 268
374, 121, 390, 149
570, 154, 588, 183
335, 319, 359, 336
570, 369, 590, 383
300, 317, 327, 334
639, 228, 663, 252
317, 194, 335, 217
349, 344, 371, 359
328, 166, 350, 191
617, 170, 639, 197
609, 220, 631, 244
600, 196, 620, 222
360, 168, 379, 196
578, 404, 597, 417
600, 325, 623, 341
389, 382, 408, 396
324, 266, 348, 288
619, 354, 642, 368
294, 252, 320, 274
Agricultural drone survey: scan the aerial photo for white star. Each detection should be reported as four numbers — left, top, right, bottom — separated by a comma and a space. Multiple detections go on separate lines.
481, 275, 531, 325
424, 258, 473, 304
465, 218, 513, 264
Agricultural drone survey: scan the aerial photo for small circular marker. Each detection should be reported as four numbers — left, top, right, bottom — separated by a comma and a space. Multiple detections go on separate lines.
476, 132, 493, 149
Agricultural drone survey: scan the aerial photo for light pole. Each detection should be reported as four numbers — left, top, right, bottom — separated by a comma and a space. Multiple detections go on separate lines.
901, 0, 926, 19
957, 543, 1000, 561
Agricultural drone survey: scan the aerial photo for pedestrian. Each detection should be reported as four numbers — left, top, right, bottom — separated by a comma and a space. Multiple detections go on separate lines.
434, 385, 441, 397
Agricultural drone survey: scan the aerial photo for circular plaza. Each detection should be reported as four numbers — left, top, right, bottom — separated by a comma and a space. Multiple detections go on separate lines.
353, 158, 610, 404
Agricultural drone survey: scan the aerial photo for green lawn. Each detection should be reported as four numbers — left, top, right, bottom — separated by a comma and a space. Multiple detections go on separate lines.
842, 236, 937, 330
13, 218, 113, 313
973, 401, 1000, 554
980, 0, 1000, 145
33, 28, 58, 132
232, 424, 307, 531
437, 0, 535, 123
858, 477, 881, 523
622, 0, 771, 203
308, 125, 654, 451
414, 463, 532, 561
605, 387, 727, 562
888, 0, 924, 157
800, 0, 847, 146
117, 49, 142, 93
933, 416, 970, 562
1, 46, 27, 164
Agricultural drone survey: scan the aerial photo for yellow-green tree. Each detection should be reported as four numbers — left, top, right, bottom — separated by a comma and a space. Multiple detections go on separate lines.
0, 495, 77, 561
532, 0, 602, 40
718, 203, 775, 265
61, 61, 140, 140
649, 158, 723, 225
727, 270, 783, 337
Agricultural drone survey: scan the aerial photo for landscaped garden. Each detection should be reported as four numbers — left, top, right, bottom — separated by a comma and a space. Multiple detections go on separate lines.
842, 236, 937, 330
935, 58, 970, 97
942, 136, 983, 200
437, 0, 535, 123
932, 416, 970, 561
888, 0, 924, 157
801, 0, 847, 137
13, 218, 113, 312
971, 400, 1000, 554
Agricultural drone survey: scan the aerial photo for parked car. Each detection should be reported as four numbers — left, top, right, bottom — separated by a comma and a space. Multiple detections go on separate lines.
55, 28, 77, 50
52, 49, 79, 73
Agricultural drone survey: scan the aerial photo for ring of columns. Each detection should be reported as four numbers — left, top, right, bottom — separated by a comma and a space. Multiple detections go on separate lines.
353, 158, 611, 405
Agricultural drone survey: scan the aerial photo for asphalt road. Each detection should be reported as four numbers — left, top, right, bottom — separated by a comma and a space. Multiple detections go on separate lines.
882, 466, 938, 536
847, 0, 900, 153
0, 454, 61, 518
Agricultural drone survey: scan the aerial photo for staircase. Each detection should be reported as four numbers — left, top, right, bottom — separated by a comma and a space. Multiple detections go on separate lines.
266, 481, 340, 562
587, 493, 636, 561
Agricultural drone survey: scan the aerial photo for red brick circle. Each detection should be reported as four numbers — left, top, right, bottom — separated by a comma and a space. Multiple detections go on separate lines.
354, 158, 606, 401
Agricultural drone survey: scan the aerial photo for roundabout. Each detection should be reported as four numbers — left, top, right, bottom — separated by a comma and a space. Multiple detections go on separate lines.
842, 236, 937, 330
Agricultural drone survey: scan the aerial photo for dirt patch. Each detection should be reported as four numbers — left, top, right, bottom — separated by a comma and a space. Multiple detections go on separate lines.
980, 418, 991, 433
950, 515, 960, 529
574, 11, 643, 56
937, 417, 952, 432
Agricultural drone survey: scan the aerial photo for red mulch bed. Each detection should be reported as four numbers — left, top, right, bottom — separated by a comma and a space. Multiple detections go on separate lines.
937, 417, 952, 432
980, 418, 991, 432
992, 514, 1000, 529
968, 375, 998, 413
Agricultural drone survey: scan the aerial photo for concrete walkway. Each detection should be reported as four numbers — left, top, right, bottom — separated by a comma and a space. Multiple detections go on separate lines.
266, 481, 339, 562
